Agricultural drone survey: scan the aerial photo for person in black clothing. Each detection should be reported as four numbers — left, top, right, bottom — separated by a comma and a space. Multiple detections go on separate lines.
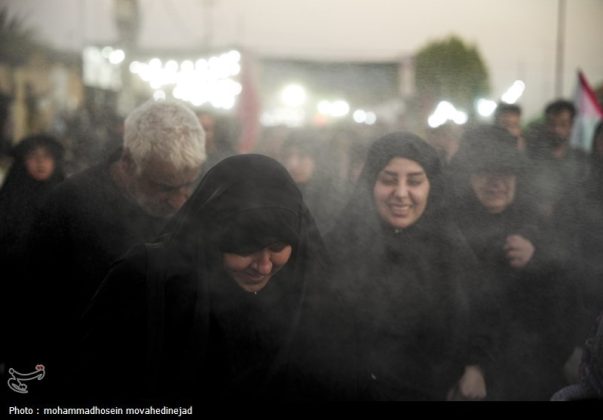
449, 125, 578, 400
493, 103, 526, 151
579, 121, 603, 311
525, 100, 589, 222
556, 121, 603, 371
579, 121, 603, 326
325, 132, 485, 401
77, 154, 357, 404
0, 134, 65, 263
20, 100, 206, 402
0, 134, 64, 372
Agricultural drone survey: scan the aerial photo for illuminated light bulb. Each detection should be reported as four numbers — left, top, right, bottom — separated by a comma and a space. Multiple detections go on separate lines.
109, 49, 125, 64
227, 50, 241, 63
501, 80, 526, 104
453, 110, 468, 125
165, 60, 178, 72
331, 100, 350, 117
281, 84, 307, 107
181, 60, 194, 72
149, 58, 162, 69
353, 110, 367, 123
317, 101, 331, 115
477, 99, 497, 117
366, 112, 377, 125
129, 61, 141, 74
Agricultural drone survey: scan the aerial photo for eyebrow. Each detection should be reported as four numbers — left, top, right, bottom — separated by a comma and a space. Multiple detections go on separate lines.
381, 170, 426, 177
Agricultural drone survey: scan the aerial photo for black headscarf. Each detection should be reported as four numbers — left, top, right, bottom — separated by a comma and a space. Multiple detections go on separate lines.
328, 131, 449, 258
0, 134, 64, 207
449, 125, 528, 205
448, 125, 539, 259
159, 154, 329, 397
162, 153, 309, 256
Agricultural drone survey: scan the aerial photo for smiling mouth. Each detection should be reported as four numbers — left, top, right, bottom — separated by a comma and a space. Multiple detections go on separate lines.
242, 271, 267, 282
388, 203, 412, 216
484, 191, 506, 198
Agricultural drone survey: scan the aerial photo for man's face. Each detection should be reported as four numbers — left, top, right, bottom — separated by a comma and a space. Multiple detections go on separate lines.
131, 154, 201, 218
546, 110, 573, 143
496, 112, 522, 139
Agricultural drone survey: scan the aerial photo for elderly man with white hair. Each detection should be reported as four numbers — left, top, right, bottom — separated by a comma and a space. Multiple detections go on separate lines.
112, 100, 206, 217
19, 100, 206, 402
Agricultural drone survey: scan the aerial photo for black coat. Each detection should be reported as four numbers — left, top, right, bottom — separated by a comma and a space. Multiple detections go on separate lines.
325, 132, 478, 400
21, 150, 164, 399
0, 135, 64, 369
451, 175, 578, 401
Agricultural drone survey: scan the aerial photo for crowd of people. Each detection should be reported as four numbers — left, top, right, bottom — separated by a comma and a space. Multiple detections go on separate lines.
1, 97, 602, 402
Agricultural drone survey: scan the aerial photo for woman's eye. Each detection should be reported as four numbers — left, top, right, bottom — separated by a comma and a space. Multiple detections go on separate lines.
407, 176, 425, 187
268, 242, 288, 252
379, 177, 397, 186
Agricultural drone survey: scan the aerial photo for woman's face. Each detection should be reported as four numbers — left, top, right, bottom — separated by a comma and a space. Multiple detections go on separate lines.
24, 147, 55, 181
223, 242, 293, 293
470, 172, 517, 214
373, 157, 431, 229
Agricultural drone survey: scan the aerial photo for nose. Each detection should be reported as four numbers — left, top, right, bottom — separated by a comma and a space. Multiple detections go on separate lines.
253, 250, 273, 275
487, 175, 505, 188
393, 181, 408, 198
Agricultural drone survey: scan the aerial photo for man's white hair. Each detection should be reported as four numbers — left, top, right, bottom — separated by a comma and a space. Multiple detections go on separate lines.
124, 100, 206, 172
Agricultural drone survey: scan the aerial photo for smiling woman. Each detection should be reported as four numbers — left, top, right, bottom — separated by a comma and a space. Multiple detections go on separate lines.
325, 132, 484, 400
76, 154, 357, 403
223, 243, 293, 293
449, 125, 579, 400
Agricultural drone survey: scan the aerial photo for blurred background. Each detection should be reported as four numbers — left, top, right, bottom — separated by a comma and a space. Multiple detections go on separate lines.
0, 0, 601, 170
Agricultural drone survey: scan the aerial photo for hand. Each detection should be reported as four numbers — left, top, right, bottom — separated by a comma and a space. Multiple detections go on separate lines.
451, 365, 487, 401
504, 234, 535, 269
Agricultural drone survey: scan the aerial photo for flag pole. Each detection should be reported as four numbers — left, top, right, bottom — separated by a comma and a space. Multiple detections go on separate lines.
555, 0, 566, 97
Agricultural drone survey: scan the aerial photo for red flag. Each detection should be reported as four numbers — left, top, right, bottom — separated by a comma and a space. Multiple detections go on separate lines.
570, 70, 603, 151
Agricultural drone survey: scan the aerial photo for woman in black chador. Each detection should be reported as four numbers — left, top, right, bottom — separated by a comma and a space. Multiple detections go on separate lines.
0, 134, 64, 370
325, 132, 484, 401
449, 125, 577, 400
77, 154, 356, 403
0, 134, 64, 262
